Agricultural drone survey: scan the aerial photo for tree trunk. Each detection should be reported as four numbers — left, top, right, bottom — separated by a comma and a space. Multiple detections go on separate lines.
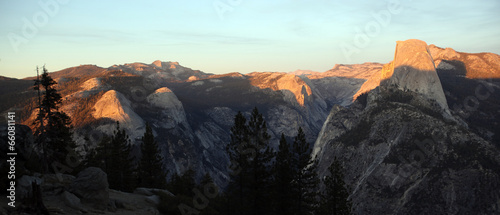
29, 181, 50, 215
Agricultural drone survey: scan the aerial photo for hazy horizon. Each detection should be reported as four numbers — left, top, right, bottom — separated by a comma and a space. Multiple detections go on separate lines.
1, 0, 500, 79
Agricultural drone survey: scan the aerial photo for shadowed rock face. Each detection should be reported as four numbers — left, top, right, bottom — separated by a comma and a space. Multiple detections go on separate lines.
313, 40, 500, 214
354, 41, 500, 103
386, 39, 449, 110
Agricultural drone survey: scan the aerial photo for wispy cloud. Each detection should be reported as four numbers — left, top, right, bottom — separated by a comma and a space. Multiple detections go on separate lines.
153, 30, 275, 45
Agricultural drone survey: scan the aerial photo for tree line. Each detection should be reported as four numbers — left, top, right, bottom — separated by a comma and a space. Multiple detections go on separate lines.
31, 68, 352, 214
219, 108, 352, 215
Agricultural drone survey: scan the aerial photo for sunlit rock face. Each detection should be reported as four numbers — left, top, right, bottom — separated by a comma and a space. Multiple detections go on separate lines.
386, 39, 449, 110
92, 90, 145, 139
353, 62, 393, 100
313, 39, 500, 214
429, 44, 500, 79
146, 87, 187, 128
248, 72, 312, 106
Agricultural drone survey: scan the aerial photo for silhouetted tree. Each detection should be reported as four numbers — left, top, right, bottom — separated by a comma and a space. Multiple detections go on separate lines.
225, 107, 275, 215
318, 157, 352, 215
225, 111, 252, 215
107, 122, 135, 192
33, 66, 77, 173
161, 169, 197, 215
247, 107, 275, 215
83, 135, 112, 172
91, 121, 136, 192
291, 127, 320, 215
138, 123, 167, 189
198, 173, 222, 215
272, 133, 294, 215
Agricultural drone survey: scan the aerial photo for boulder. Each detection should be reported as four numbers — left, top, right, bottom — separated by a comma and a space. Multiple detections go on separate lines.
134, 187, 174, 197
41, 174, 75, 195
69, 167, 109, 210
61, 191, 87, 212
145, 195, 161, 205
133, 187, 154, 196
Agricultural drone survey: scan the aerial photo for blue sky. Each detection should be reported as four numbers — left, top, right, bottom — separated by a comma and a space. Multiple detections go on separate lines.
1, 0, 499, 78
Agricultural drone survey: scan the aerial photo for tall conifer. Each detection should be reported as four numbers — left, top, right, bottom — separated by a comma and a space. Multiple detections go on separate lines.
272, 133, 294, 215
291, 127, 320, 215
318, 157, 352, 215
139, 123, 166, 189
33, 66, 76, 173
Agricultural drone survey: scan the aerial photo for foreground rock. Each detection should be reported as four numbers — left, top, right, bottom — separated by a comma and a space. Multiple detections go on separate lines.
1, 168, 164, 214
69, 167, 109, 210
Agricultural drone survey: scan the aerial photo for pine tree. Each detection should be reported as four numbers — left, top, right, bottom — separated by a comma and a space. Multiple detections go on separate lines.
84, 135, 112, 172
318, 157, 352, 215
272, 133, 294, 215
291, 127, 320, 215
161, 169, 197, 215
247, 107, 275, 215
138, 123, 167, 189
107, 121, 136, 192
198, 173, 222, 215
225, 111, 252, 215
167, 168, 196, 197
225, 108, 275, 215
33, 66, 77, 173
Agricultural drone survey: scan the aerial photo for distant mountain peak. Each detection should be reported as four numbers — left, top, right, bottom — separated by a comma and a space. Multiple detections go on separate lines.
428, 44, 461, 60
289, 69, 320, 76
151, 60, 181, 69
152, 60, 162, 67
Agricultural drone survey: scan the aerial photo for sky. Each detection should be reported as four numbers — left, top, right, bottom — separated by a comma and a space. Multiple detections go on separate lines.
1, 0, 499, 79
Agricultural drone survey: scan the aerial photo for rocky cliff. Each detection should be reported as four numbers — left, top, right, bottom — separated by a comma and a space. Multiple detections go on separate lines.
386, 39, 449, 111
313, 40, 500, 214
7, 60, 372, 186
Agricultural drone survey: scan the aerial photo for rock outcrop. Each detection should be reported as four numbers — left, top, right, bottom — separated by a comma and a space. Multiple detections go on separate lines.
313, 39, 500, 214
429, 44, 500, 79
9, 168, 164, 214
69, 167, 109, 210
146, 87, 187, 128
385, 39, 449, 110
354, 41, 500, 102
314, 86, 500, 214
353, 62, 393, 100
355, 39, 449, 110
248, 72, 313, 106
65, 77, 111, 99
93, 90, 145, 139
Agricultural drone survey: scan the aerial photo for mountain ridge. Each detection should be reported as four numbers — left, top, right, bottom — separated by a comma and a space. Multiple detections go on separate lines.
1, 40, 499, 194
312, 39, 500, 214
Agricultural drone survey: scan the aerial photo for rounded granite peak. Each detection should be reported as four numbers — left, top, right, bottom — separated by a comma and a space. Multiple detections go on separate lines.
153, 87, 173, 94
152, 60, 162, 68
